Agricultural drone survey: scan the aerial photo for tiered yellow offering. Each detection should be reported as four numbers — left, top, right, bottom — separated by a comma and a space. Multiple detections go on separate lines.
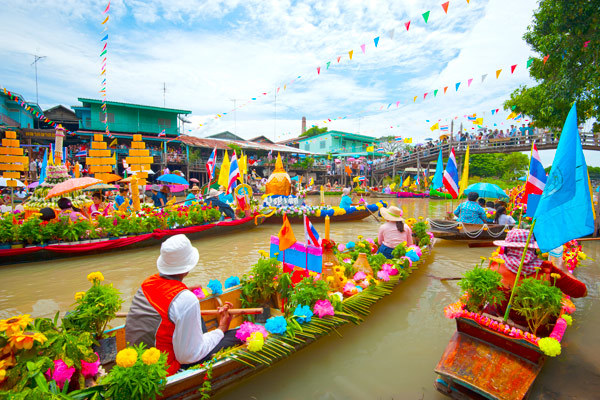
86, 134, 116, 182
130, 175, 141, 212
125, 134, 152, 186
0, 131, 28, 187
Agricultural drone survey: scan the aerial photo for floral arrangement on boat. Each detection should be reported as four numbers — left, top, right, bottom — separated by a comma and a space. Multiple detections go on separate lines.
24, 166, 92, 212
264, 200, 387, 218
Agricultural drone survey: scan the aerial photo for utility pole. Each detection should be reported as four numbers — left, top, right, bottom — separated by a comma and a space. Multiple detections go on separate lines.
31, 54, 46, 105
230, 98, 238, 134
162, 83, 166, 107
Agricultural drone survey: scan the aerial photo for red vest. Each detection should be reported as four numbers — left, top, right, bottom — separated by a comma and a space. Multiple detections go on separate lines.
141, 274, 188, 376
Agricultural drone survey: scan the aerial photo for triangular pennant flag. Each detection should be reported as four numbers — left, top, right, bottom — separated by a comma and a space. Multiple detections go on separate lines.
101, 34, 108, 41
466, 0, 470, 3
455, 82, 461, 91
101, 15, 109, 25
405, 21, 411, 31
511, 64, 517, 74
434, 89, 438, 97
326, 61, 331, 69
442, 1, 449, 13
491, 109, 496, 115
422, 11, 430, 23
396, 101, 400, 107
424, 92, 428, 99
388, 29, 395, 39
527, 58, 534, 68
360, 44, 366, 54
481, 73, 488, 83
468, 78, 473, 87
337, 56, 341, 63
374, 37, 380, 47
543, 54, 550, 64
511, 105, 517, 110
317, 67, 321, 75
443, 86, 448, 94
349, 50, 353, 60
413, 96, 417, 102
496, 69, 502, 78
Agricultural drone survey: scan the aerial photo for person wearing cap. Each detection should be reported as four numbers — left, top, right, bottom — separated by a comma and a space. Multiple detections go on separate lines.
376, 206, 413, 259
185, 185, 202, 206
126, 235, 241, 376
151, 185, 166, 207
114, 187, 131, 208
339, 187, 357, 209
453, 192, 487, 224
205, 188, 237, 219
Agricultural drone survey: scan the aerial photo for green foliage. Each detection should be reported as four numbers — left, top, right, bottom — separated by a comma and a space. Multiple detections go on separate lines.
366, 253, 388, 274
100, 344, 168, 400
300, 125, 328, 137
469, 154, 503, 178
62, 281, 123, 338
18, 217, 43, 244
468, 152, 527, 181
458, 266, 506, 312
227, 143, 242, 154
512, 277, 564, 335
0, 213, 17, 243
276, 272, 293, 301
241, 257, 281, 306
503, 0, 600, 128
391, 242, 407, 259
501, 153, 530, 181
288, 277, 329, 309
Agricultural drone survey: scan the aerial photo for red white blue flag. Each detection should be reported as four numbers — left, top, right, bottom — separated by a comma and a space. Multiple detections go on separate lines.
522, 143, 547, 203
443, 148, 459, 199
228, 151, 240, 193
304, 215, 320, 246
158, 129, 166, 137
206, 147, 217, 180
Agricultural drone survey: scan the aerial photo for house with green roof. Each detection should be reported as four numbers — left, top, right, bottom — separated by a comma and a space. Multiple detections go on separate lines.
296, 130, 376, 155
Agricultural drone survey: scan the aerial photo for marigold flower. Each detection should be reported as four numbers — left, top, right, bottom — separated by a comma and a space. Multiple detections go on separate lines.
0, 315, 33, 336
247, 331, 264, 352
74, 291, 86, 301
550, 273, 561, 280
8, 331, 47, 350
116, 348, 138, 368
87, 272, 104, 283
141, 347, 161, 365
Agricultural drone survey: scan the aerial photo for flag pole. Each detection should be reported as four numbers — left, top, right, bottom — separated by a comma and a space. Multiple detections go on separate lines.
518, 142, 535, 228
503, 219, 536, 322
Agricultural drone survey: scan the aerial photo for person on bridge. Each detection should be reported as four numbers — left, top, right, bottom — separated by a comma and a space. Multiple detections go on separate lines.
453, 192, 487, 224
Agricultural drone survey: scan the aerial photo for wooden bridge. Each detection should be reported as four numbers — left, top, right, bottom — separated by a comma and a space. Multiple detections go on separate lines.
371, 132, 600, 183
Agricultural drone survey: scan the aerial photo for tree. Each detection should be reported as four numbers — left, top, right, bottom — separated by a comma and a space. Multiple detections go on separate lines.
504, 0, 600, 130
501, 153, 530, 181
300, 126, 328, 137
376, 136, 408, 154
468, 154, 502, 178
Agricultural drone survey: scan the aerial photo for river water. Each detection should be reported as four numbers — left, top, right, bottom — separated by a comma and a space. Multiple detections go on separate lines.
0, 196, 598, 399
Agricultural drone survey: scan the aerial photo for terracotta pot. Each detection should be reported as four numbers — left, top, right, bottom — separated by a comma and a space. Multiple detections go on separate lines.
353, 253, 373, 276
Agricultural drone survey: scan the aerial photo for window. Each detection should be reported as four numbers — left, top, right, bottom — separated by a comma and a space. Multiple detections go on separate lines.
98, 112, 114, 123
158, 118, 171, 128
320, 140, 326, 149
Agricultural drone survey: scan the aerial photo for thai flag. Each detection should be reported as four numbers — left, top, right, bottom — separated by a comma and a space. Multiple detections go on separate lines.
304, 215, 320, 246
394, 136, 402, 141
358, 176, 366, 182
206, 147, 217, 180
440, 125, 449, 131
75, 150, 87, 157
442, 148, 459, 199
467, 114, 476, 121
522, 144, 547, 203
158, 129, 166, 137
228, 151, 240, 193
376, 148, 384, 153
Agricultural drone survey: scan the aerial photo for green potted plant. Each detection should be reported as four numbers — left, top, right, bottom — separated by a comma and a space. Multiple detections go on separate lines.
458, 264, 506, 313
241, 256, 281, 322
512, 277, 563, 335
287, 277, 329, 314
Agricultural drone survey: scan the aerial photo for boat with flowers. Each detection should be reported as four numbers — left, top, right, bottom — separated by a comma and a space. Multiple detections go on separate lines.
434, 237, 588, 400
260, 200, 387, 224
427, 219, 512, 242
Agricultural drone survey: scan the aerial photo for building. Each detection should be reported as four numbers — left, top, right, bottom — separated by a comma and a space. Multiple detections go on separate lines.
207, 131, 245, 141
249, 135, 274, 144
43, 105, 79, 132
296, 130, 376, 155
0, 90, 41, 130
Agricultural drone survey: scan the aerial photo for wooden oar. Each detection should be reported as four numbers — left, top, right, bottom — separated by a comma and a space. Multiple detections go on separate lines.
114, 307, 263, 319
427, 274, 461, 281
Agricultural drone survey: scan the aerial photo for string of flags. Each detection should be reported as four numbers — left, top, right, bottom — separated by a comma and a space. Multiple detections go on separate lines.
100, 1, 111, 138
197, 0, 472, 131
1, 87, 77, 135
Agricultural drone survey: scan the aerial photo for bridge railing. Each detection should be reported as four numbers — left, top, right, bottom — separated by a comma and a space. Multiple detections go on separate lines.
373, 132, 598, 173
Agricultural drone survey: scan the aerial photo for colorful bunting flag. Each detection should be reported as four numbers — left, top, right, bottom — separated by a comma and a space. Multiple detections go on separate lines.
326, 61, 330, 69
543, 54, 550, 64
349, 50, 353, 60
444, 86, 448, 94
374, 37, 380, 47
422, 10, 430, 23
424, 92, 428, 99
405, 21, 411, 31
360, 44, 366, 54
481, 73, 488, 83
441, 1, 449, 13
495, 69, 502, 78
455, 82, 461, 91
317, 67, 320, 75
337, 56, 341, 63
434, 89, 438, 97
467, 78, 473, 87
510, 64, 517, 74
526, 58, 533, 68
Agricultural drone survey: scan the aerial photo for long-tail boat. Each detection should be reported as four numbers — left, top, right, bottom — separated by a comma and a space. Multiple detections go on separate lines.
427, 219, 512, 242
259, 200, 386, 224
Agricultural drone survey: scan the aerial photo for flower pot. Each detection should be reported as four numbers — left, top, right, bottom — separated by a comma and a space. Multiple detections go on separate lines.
93, 336, 118, 365
255, 304, 271, 324
353, 253, 373, 276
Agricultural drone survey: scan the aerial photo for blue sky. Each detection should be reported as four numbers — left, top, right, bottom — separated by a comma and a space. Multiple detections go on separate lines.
1, 0, 597, 165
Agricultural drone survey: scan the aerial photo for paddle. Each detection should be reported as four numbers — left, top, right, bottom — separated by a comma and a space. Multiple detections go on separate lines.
427, 274, 462, 281
114, 307, 263, 319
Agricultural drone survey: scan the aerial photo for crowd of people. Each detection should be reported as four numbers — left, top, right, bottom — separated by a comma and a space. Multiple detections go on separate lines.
453, 191, 516, 225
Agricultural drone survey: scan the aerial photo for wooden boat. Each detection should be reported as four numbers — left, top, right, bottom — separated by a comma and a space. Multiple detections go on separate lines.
263, 208, 374, 224
107, 241, 435, 399
427, 219, 511, 242
429, 189, 466, 199
395, 191, 429, 198
435, 316, 545, 400
0, 216, 261, 265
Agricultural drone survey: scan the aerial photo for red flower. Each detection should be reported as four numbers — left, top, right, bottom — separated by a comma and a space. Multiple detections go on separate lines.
291, 269, 309, 286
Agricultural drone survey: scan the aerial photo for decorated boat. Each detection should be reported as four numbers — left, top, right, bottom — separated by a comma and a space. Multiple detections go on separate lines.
395, 191, 429, 198
427, 219, 512, 242
434, 238, 587, 400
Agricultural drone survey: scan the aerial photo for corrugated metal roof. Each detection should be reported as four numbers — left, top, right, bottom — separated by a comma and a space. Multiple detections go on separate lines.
178, 135, 314, 154
78, 98, 191, 114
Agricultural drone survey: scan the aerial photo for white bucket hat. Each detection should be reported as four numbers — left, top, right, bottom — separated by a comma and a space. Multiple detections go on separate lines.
157, 234, 199, 275
208, 188, 222, 197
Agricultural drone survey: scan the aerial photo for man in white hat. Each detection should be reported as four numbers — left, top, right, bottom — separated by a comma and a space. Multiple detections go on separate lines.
205, 188, 237, 219
126, 234, 240, 376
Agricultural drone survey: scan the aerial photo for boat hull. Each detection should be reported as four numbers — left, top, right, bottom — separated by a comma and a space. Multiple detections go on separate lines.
428, 219, 510, 242
263, 209, 373, 224
0, 216, 261, 265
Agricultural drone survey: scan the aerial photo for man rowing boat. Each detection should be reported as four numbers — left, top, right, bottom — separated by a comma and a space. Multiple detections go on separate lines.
125, 234, 241, 375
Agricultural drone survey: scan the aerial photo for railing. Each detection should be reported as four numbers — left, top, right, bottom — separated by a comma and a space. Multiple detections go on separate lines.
373, 132, 599, 173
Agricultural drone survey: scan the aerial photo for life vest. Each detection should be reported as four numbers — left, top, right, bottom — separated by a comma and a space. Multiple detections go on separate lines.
141, 274, 188, 376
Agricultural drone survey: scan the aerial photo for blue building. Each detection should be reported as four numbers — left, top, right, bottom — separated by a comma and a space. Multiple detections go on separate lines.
296, 130, 376, 155
0, 90, 41, 129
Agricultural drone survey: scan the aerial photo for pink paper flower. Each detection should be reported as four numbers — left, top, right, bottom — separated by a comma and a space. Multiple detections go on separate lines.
343, 282, 358, 296
313, 299, 335, 318
192, 287, 206, 299
81, 353, 100, 379
45, 359, 75, 389
358, 279, 370, 289
343, 258, 352, 264
377, 270, 390, 281
338, 244, 346, 252
353, 271, 366, 281
235, 321, 269, 342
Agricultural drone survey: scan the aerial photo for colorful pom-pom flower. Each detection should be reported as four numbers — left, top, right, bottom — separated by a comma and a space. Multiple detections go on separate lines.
207, 279, 223, 295
265, 316, 287, 335
313, 299, 335, 318
293, 305, 313, 324
224, 276, 240, 289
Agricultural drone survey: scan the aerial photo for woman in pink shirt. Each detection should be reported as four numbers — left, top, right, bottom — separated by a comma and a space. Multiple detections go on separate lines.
377, 206, 413, 259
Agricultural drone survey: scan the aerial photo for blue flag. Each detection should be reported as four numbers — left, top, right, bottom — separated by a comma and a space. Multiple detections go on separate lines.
533, 103, 594, 252
432, 149, 444, 189
39, 149, 48, 184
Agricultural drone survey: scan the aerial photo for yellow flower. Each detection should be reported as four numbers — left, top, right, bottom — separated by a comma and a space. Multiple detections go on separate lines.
258, 250, 269, 258
87, 272, 104, 283
0, 366, 6, 383
247, 331, 264, 352
418, 216, 423, 220
550, 273, 561, 280
8, 331, 47, 350
74, 291, 86, 301
480, 257, 487, 261
141, 347, 161, 365
0, 315, 33, 336
357, 235, 363, 240
116, 348, 138, 368
326, 276, 334, 282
